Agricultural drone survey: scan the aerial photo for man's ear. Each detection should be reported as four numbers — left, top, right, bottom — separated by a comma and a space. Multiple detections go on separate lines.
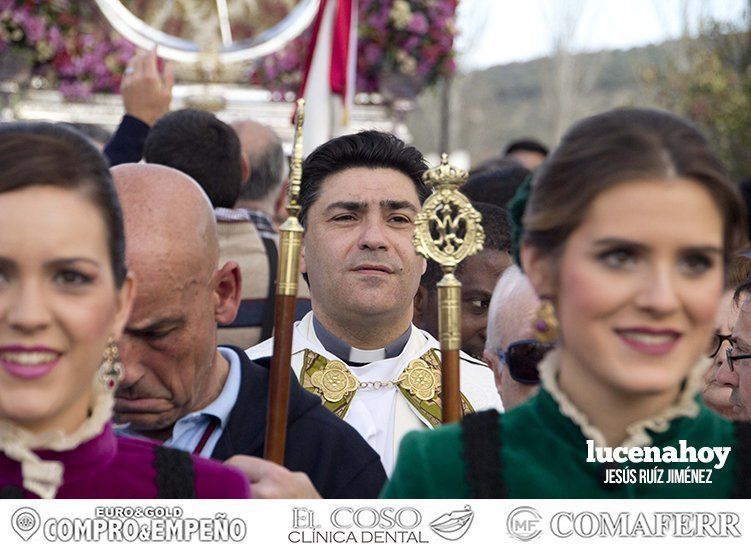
484, 348, 504, 398
240, 155, 250, 188
299, 242, 307, 274
413, 284, 428, 327
483, 348, 500, 377
112, 272, 136, 338
274, 179, 289, 225
520, 242, 555, 298
213, 261, 242, 325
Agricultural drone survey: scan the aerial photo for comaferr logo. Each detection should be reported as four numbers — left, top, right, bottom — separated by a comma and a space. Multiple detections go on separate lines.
505, 508, 742, 540
550, 511, 741, 538
429, 506, 474, 541
507, 506, 542, 541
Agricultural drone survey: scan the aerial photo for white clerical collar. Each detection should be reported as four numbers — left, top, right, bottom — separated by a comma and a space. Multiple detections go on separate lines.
312, 315, 411, 366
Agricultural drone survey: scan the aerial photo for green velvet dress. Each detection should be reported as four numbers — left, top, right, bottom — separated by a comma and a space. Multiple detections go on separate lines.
382, 353, 751, 499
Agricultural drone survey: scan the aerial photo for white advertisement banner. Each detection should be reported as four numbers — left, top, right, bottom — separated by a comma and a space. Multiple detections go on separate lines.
0, 500, 749, 544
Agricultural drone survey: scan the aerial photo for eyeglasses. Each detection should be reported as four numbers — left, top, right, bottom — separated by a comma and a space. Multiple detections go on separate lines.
725, 346, 751, 372
497, 340, 554, 385
707, 332, 733, 358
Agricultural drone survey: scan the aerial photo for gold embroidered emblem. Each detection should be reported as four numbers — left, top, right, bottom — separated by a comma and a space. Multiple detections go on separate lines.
310, 360, 359, 403
300, 348, 475, 426
397, 349, 475, 428
400, 358, 442, 401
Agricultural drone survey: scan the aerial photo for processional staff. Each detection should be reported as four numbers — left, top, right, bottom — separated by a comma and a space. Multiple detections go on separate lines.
412, 155, 485, 423
264, 99, 305, 463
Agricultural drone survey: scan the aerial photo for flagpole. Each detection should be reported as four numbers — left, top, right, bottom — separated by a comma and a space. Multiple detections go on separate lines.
296, 0, 356, 152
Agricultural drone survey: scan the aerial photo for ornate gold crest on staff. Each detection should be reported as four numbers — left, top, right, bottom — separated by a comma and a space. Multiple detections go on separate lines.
412, 154, 485, 423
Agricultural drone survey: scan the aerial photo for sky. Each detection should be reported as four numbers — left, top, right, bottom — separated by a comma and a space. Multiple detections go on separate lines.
456, 0, 749, 70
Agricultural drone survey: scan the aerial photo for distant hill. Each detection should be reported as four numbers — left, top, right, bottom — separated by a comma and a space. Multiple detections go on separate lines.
406, 40, 683, 166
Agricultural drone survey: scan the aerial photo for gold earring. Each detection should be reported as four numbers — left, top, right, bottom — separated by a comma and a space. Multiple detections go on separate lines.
534, 297, 559, 344
99, 337, 123, 390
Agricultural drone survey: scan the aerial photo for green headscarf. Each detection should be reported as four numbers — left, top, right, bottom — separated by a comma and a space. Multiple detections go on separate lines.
506, 174, 533, 268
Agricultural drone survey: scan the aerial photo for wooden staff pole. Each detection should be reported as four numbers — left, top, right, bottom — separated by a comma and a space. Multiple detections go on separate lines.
437, 273, 462, 422
264, 99, 305, 463
412, 154, 485, 424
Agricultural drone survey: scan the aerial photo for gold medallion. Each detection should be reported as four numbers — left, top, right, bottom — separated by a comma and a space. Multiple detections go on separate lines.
412, 154, 485, 269
310, 360, 359, 403
401, 358, 442, 401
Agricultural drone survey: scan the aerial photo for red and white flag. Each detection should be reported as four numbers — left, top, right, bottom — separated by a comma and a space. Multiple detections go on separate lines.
297, 0, 358, 155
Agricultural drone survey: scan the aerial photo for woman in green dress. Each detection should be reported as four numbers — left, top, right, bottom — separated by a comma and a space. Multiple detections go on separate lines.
383, 108, 751, 498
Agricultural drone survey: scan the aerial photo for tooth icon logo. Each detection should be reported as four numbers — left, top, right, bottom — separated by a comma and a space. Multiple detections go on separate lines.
11, 507, 41, 541
429, 505, 474, 541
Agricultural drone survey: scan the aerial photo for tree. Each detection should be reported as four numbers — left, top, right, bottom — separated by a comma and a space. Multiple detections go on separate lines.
654, 3, 751, 180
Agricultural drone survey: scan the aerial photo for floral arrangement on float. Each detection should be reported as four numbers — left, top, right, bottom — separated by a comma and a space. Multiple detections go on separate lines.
250, 0, 459, 100
0, 0, 133, 100
0, 0, 457, 102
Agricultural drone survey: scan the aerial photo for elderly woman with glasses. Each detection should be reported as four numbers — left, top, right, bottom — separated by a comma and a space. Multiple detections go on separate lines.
382, 108, 751, 499
0, 123, 250, 498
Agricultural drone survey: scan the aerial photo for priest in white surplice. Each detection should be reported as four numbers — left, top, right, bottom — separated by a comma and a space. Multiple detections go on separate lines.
246, 131, 502, 475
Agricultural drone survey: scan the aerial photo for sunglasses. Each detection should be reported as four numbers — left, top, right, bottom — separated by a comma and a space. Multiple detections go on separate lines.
497, 340, 554, 385
707, 332, 733, 358
725, 346, 751, 372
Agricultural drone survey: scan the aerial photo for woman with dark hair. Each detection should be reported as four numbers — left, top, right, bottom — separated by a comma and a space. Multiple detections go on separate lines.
382, 108, 751, 498
0, 122, 250, 498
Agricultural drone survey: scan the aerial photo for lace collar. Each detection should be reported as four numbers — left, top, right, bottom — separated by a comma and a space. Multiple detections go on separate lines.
539, 349, 709, 448
0, 379, 113, 498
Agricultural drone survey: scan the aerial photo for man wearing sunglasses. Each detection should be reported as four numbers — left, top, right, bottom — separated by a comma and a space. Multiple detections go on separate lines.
714, 280, 751, 420
484, 265, 553, 409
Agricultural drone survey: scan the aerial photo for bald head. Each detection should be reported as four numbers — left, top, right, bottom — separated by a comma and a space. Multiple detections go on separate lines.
111, 163, 241, 438
231, 119, 285, 203
485, 265, 541, 410
232, 119, 278, 160
486, 265, 540, 353
111, 163, 218, 275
